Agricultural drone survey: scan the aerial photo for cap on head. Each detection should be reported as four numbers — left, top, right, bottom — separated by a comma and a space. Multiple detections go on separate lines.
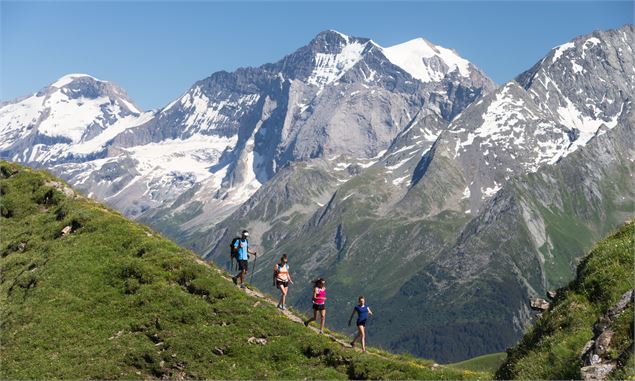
242, 230, 249, 237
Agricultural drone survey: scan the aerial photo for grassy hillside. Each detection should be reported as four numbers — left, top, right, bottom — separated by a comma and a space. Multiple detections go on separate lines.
448, 352, 507, 373
0, 161, 488, 380
496, 221, 634, 380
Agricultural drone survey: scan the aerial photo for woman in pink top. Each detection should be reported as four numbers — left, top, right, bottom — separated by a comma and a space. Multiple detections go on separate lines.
303, 278, 327, 334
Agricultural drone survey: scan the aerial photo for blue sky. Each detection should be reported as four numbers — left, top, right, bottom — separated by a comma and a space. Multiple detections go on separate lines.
1, 1, 632, 110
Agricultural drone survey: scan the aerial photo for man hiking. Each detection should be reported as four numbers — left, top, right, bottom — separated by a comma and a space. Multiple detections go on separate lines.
231, 230, 257, 289
273, 254, 293, 310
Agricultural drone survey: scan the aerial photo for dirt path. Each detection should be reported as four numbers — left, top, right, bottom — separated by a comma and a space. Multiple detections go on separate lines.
193, 257, 442, 371
194, 257, 354, 348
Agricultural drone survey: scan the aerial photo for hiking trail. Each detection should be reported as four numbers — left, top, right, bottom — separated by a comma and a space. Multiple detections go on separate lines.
193, 257, 440, 370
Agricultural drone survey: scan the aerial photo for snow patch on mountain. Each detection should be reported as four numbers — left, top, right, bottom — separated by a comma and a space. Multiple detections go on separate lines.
51, 73, 99, 88
69, 112, 155, 156
0, 94, 44, 150
557, 96, 622, 153
462, 186, 471, 199
452, 82, 574, 174
551, 42, 575, 63
385, 156, 414, 170
392, 174, 410, 186
308, 40, 367, 87
481, 183, 501, 199
383, 38, 472, 82
127, 133, 236, 181
227, 135, 263, 204
179, 87, 260, 133
456, 84, 534, 154
37, 93, 113, 142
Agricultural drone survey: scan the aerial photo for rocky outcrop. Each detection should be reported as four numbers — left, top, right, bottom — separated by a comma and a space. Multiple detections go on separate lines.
580, 289, 634, 380
530, 298, 550, 311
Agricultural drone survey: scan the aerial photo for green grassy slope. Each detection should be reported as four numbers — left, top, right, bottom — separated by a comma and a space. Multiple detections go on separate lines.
0, 161, 487, 380
448, 352, 507, 373
496, 221, 634, 380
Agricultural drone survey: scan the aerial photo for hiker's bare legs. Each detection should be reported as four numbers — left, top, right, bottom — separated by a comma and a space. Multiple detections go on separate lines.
305, 309, 318, 325
319, 309, 326, 332
278, 285, 288, 307
352, 325, 363, 348
359, 325, 366, 352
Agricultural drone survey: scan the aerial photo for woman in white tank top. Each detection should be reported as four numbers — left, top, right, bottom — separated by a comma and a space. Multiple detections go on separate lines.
273, 254, 293, 310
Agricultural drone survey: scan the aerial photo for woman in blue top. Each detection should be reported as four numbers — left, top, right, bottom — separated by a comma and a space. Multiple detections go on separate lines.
348, 296, 373, 352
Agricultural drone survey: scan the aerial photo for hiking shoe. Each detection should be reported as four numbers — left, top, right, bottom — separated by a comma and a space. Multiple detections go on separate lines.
231, 276, 238, 285
281, 305, 286, 311
319, 330, 324, 335
303, 321, 309, 327
240, 284, 246, 289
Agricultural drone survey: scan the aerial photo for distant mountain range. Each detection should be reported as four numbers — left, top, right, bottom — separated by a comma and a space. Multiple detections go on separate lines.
1, 25, 633, 362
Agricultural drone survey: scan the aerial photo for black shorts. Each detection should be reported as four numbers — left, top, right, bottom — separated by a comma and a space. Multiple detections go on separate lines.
356, 319, 367, 327
313, 303, 325, 311
276, 280, 289, 288
238, 260, 248, 271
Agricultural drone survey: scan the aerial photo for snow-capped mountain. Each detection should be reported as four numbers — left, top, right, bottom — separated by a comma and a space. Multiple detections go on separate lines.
0, 29, 494, 231
0, 74, 151, 165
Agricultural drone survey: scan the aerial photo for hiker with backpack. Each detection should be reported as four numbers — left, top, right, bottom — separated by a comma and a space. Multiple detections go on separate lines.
303, 278, 327, 334
229, 236, 243, 272
231, 230, 257, 289
348, 295, 373, 352
273, 254, 293, 310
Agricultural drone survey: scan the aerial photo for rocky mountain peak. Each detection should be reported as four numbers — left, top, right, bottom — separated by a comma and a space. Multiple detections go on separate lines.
308, 29, 372, 54
514, 24, 633, 154
44, 74, 141, 114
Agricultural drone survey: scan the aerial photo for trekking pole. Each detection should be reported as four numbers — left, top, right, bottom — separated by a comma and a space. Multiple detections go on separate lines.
250, 252, 258, 284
